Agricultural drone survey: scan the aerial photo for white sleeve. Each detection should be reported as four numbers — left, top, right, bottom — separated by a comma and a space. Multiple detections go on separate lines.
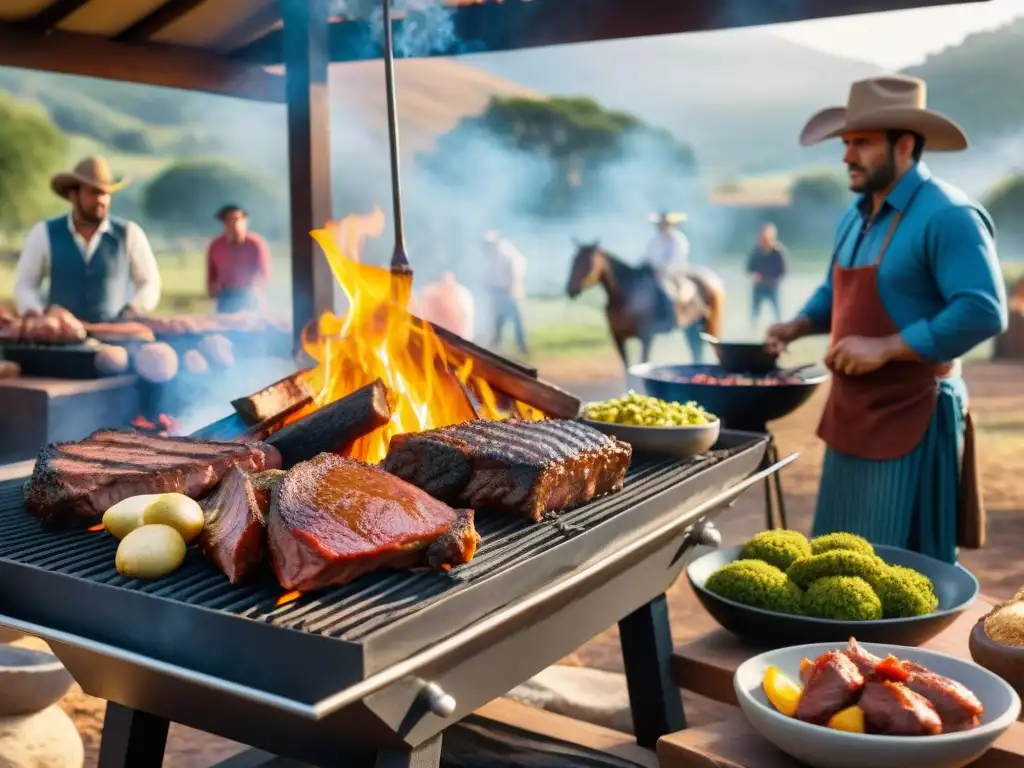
676, 232, 691, 264
124, 222, 162, 313
13, 222, 50, 314
643, 237, 661, 265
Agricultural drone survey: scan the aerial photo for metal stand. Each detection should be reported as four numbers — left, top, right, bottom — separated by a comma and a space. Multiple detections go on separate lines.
97, 703, 169, 768
618, 594, 686, 748
761, 434, 788, 530
95, 704, 443, 768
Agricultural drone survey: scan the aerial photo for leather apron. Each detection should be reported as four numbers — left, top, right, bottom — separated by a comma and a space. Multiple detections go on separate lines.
817, 194, 985, 549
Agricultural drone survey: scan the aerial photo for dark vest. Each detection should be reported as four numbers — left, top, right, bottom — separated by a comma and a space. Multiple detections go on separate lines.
46, 216, 129, 323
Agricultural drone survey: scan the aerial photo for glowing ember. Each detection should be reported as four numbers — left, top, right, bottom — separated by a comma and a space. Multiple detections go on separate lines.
132, 414, 179, 436
297, 208, 542, 464
88, 524, 104, 532
276, 590, 302, 607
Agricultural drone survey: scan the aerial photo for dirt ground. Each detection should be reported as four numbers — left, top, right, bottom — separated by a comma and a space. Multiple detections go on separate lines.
14, 361, 1024, 766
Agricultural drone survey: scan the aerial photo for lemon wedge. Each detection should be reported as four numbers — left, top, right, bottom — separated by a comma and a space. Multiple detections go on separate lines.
762, 665, 803, 717
827, 705, 865, 733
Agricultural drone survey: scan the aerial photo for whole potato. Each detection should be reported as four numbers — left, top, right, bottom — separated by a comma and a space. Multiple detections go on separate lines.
182, 349, 208, 375
142, 494, 205, 542
133, 342, 179, 383
102, 494, 159, 540
115, 525, 187, 580
95, 344, 130, 375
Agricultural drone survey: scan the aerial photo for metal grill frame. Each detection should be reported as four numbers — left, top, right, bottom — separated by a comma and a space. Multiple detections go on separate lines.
0, 433, 777, 763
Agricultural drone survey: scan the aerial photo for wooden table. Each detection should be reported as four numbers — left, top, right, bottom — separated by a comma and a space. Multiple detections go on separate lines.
659, 597, 1024, 767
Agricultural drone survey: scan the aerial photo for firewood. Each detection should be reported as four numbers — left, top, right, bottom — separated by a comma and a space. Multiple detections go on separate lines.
264, 379, 391, 468
231, 369, 315, 425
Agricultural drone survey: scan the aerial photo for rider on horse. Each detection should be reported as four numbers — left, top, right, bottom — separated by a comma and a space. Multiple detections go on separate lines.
641, 211, 700, 333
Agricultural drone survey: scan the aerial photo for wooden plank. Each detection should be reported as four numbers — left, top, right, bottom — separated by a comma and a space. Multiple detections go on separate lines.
235, 0, 990, 65
24, 0, 90, 29
671, 598, 993, 706
657, 715, 1024, 768
0, 23, 284, 102
112, 0, 209, 43
281, 0, 334, 354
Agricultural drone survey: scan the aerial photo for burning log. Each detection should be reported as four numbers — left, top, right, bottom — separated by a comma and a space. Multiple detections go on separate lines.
263, 379, 391, 468
231, 369, 315, 426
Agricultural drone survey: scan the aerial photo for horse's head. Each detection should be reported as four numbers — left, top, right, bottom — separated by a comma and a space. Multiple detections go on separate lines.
566, 238, 604, 298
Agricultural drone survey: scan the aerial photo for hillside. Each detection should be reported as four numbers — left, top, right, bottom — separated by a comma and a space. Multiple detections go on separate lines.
464, 28, 884, 174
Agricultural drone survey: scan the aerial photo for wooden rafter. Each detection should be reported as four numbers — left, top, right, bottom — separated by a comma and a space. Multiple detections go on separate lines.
113, 0, 211, 44
234, 0, 991, 64
23, 0, 90, 30
0, 23, 284, 102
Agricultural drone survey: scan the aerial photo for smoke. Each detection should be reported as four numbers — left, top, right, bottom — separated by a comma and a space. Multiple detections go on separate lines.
330, 0, 460, 59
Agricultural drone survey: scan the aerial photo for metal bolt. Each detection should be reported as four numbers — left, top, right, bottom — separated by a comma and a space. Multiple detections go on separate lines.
691, 520, 722, 548
421, 681, 456, 718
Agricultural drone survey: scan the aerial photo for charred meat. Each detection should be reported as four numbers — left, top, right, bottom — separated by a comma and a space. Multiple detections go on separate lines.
200, 467, 283, 585
267, 453, 478, 592
383, 419, 632, 520
25, 431, 282, 526
904, 671, 984, 732
796, 651, 865, 725
859, 680, 943, 736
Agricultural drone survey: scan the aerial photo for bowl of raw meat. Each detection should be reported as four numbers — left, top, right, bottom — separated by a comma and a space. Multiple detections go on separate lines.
734, 638, 1020, 768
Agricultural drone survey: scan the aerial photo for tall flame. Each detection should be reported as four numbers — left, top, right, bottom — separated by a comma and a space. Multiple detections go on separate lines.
298, 208, 538, 464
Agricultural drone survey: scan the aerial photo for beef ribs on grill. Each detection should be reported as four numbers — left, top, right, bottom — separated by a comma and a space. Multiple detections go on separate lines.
25, 431, 282, 526
267, 453, 478, 592
382, 419, 632, 520
199, 468, 285, 585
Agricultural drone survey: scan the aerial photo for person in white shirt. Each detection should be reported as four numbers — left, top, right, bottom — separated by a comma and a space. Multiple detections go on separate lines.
482, 230, 529, 356
419, 271, 475, 341
642, 211, 690, 279
13, 156, 161, 322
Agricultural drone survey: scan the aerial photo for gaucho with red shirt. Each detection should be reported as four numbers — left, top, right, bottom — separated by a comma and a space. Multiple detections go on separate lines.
206, 204, 272, 314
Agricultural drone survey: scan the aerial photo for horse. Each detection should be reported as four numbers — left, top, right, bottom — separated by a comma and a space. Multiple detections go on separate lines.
565, 240, 725, 369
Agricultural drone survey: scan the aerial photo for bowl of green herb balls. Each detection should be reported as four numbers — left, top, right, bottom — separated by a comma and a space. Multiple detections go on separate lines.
580, 392, 720, 457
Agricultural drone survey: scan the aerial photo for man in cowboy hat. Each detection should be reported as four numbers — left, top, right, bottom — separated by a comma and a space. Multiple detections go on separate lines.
207, 204, 271, 314
642, 211, 693, 331
13, 156, 161, 323
765, 76, 1007, 563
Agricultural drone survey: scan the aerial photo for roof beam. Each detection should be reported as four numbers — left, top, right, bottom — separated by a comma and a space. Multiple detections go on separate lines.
23, 0, 90, 30
234, 0, 992, 65
0, 24, 284, 102
113, 0, 211, 44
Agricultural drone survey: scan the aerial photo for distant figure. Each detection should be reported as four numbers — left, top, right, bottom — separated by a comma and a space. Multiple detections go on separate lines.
420, 272, 475, 341
483, 230, 529, 356
14, 155, 161, 322
641, 211, 694, 332
206, 204, 271, 314
746, 222, 788, 325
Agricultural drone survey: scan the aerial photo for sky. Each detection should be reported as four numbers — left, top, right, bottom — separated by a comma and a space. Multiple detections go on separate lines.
769, 0, 1024, 69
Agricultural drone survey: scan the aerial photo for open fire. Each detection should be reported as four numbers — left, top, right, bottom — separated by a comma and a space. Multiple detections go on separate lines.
291, 209, 542, 465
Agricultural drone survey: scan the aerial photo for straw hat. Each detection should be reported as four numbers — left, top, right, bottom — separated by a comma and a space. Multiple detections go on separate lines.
799, 75, 968, 152
51, 156, 131, 199
649, 211, 687, 225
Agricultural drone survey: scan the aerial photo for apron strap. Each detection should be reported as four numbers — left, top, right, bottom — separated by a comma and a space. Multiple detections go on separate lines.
873, 211, 903, 267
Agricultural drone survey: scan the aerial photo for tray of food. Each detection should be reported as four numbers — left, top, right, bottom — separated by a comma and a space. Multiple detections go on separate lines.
580, 392, 720, 458
735, 638, 1020, 768
688, 530, 979, 646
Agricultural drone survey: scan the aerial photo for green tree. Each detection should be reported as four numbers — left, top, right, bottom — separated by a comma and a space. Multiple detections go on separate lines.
420, 95, 697, 216
142, 160, 286, 239
789, 172, 851, 209
984, 172, 1024, 248
0, 92, 67, 237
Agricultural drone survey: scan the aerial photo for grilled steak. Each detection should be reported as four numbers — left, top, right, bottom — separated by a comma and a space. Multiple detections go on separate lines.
200, 468, 285, 585
383, 419, 632, 520
25, 430, 282, 526
267, 453, 478, 592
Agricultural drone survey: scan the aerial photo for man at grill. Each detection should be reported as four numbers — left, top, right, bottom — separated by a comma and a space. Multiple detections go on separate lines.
765, 76, 1007, 563
13, 156, 161, 322
207, 204, 272, 314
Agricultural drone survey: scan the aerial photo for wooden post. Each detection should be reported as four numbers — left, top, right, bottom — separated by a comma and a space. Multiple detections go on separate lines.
282, 0, 334, 354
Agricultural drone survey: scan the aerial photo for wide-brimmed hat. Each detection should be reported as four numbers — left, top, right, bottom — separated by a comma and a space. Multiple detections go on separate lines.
649, 211, 687, 225
51, 156, 130, 199
799, 75, 968, 152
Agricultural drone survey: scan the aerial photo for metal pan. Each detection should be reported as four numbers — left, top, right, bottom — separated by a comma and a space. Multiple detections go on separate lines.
701, 333, 779, 375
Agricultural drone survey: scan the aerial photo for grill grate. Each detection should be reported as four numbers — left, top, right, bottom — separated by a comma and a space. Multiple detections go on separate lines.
0, 450, 734, 642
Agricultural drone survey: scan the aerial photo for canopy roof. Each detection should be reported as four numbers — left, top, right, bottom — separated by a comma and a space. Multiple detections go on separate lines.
0, 0, 990, 101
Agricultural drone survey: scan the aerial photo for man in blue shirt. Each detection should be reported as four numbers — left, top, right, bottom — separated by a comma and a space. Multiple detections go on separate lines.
765, 76, 1007, 563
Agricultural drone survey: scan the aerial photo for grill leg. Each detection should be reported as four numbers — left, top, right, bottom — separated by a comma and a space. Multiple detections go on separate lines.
762, 436, 789, 530
374, 734, 442, 768
97, 703, 169, 768
618, 593, 686, 747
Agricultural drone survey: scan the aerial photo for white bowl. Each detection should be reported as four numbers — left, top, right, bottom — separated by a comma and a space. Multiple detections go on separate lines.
580, 416, 720, 458
734, 642, 1021, 768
